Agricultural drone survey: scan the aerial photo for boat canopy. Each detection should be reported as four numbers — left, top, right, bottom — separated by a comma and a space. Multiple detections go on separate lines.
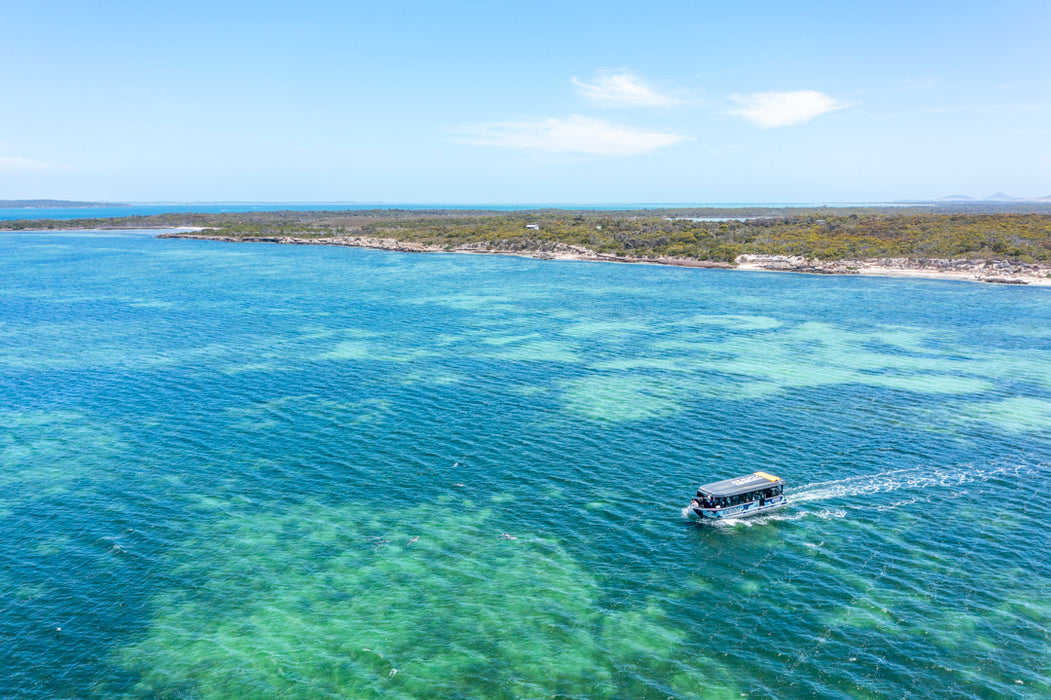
697, 471, 783, 498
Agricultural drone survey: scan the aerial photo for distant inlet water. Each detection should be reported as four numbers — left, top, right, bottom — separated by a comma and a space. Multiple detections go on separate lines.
0, 201, 904, 220
2, 229, 1050, 698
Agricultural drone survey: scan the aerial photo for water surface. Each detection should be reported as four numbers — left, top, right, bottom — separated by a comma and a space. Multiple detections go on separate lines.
0, 201, 881, 221
2, 231, 1049, 698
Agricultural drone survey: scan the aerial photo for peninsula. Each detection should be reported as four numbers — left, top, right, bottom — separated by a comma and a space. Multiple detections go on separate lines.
5, 205, 1051, 285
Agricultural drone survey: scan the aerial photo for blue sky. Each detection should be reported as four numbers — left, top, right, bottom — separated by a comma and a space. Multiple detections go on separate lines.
1, 0, 1048, 203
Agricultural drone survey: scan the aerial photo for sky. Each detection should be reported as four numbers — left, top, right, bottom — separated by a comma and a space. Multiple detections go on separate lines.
1, 0, 1049, 204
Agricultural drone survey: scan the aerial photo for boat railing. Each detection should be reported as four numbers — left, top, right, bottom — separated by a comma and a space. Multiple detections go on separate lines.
692, 494, 787, 512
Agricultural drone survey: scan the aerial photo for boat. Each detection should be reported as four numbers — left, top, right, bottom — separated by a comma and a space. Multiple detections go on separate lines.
686, 471, 787, 521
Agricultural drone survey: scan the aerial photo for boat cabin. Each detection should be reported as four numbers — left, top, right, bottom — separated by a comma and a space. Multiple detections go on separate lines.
689, 471, 786, 520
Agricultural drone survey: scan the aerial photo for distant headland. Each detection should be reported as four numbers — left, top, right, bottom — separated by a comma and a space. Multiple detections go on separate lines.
0, 199, 123, 209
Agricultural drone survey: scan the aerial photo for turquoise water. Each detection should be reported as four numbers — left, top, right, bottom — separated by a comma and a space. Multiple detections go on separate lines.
2, 230, 1050, 698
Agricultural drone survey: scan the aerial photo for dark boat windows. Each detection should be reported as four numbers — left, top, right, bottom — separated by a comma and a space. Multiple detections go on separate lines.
696, 482, 783, 509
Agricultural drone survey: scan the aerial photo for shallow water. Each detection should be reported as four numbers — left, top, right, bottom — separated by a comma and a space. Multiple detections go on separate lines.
2, 231, 1050, 698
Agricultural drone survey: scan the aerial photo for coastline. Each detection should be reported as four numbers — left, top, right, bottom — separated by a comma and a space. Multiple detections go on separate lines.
156, 232, 1051, 286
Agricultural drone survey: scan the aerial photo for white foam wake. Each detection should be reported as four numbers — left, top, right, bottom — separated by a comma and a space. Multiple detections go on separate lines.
790, 460, 1044, 506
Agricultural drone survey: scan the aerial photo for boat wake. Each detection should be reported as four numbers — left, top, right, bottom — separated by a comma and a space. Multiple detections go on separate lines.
791, 459, 1044, 507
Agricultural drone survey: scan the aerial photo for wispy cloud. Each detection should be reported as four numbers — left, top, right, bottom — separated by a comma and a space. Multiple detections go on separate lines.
900, 78, 939, 92
729, 90, 848, 128
456, 115, 686, 156
0, 155, 51, 170
572, 71, 682, 108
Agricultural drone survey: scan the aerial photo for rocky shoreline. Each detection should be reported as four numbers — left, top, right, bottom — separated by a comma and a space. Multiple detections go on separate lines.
156, 233, 1051, 285
155, 232, 734, 268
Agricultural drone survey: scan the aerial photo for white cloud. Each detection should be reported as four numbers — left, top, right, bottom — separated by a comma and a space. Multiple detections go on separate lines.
456, 115, 686, 156
729, 90, 847, 128
900, 78, 938, 92
0, 155, 50, 170
572, 71, 681, 108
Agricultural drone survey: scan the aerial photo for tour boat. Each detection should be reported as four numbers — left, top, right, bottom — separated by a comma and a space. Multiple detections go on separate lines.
686, 471, 787, 521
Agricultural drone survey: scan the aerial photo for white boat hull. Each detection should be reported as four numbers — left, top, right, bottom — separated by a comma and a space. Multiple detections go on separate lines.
688, 495, 788, 521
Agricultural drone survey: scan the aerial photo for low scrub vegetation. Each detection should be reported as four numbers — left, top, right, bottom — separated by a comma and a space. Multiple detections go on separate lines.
6, 208, 1051, 262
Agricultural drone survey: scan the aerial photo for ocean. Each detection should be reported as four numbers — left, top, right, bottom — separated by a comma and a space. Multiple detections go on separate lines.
2, 230, 1049, 698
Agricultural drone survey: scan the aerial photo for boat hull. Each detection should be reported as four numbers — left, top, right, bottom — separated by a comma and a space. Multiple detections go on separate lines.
688, 495, 788, 521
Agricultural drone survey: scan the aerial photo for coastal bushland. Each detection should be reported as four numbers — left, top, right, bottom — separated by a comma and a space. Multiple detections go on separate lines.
6, 208, 1051, 263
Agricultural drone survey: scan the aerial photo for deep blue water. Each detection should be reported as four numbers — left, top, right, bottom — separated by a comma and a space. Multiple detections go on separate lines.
2, 230, 1050, 698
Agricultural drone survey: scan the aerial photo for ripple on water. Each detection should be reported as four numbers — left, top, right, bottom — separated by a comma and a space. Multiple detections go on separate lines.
3, 234, 1051, 698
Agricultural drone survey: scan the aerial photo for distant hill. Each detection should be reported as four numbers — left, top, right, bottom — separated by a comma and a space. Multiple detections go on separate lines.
0, 199, 119, 208
936, 193, 1051, 203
